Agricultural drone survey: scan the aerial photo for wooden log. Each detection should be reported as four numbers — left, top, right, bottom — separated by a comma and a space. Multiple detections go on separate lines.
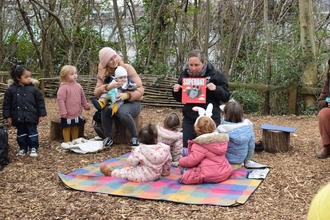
262, 129, 290, 153
49, 116, 86, 141
111, 115, 143, 144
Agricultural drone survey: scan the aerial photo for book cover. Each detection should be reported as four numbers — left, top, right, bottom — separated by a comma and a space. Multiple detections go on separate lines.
181, 78, 206, 104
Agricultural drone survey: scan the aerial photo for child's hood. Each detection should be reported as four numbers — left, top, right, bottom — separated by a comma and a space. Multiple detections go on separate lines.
138, 143, 171, 165
217, 118, 253, 133
7, 78, 39, 87
193, 132, 229, 145
156, 123, 182, 140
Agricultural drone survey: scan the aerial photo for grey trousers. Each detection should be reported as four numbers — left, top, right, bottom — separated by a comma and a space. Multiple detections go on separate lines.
101, 101, 142, 139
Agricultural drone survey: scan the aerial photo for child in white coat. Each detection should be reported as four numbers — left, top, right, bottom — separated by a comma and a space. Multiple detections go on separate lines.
100, 124, 172, 182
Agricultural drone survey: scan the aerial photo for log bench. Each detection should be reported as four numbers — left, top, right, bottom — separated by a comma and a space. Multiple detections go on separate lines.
261, 124, 296, 153
111, 115, 143, 144
50, 116, 86, 141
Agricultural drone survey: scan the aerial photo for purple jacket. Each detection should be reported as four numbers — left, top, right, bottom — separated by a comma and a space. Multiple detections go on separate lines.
179, 132, 232, 184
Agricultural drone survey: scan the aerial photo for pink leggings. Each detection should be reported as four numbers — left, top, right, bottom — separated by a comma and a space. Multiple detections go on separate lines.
318, 107, 330, 145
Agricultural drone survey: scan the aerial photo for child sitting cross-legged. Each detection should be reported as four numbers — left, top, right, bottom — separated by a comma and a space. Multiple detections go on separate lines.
216, 101, 266, 169
100, 124, 172, 182
157, 112, 183, 166
178, 104, 233, 185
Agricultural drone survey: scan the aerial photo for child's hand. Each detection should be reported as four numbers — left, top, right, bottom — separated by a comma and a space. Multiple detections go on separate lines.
39, 116, 45, 123
85, 105, 91, 111
61, 114, 67, 118
6, 117, 12, 125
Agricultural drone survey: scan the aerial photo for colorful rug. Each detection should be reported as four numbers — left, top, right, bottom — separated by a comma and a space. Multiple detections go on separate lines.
58, 152, 267, 206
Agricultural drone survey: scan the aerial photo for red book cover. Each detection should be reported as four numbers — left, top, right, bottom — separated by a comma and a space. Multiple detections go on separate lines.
181, 78, 206, 104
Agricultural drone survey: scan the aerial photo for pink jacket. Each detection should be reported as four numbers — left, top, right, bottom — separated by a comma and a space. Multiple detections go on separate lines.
179, 132, 232, 185
111, 142, 172, 182
57, 82, 90, 119
157, 123, 183, 166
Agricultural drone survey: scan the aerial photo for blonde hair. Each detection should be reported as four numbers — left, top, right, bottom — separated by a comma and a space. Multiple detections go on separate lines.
163, 112, 181, 131
60, 65, 77, 82
194, 116, 216, 136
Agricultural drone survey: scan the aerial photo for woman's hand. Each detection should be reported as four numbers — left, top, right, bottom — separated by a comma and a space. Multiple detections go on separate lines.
6, 117, 12, 125
207, 82, 216, 91
173, 84, 182, 92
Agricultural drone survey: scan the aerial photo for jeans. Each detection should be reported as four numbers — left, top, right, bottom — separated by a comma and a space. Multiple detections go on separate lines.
101, 101, 142, 139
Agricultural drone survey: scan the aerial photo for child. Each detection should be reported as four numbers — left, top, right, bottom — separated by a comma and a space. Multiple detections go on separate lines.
92, 66, 137, 116
156, 112, 183, 166
216, 101, 266, 169
3, 65, 47, 157
57, 65, 90, 143
178, 104, 232, 185
100, 124, 172, 182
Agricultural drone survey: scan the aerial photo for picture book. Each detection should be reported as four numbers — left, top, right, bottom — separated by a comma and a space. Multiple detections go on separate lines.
181, 78, 206, 104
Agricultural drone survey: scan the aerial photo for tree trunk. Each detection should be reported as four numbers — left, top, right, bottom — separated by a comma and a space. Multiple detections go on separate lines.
299, 0, 317, 108
263, 0, 271, 114
113, 0, 128, 61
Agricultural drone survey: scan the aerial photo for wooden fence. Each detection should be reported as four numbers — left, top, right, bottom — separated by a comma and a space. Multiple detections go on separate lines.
0, 71, 323, 126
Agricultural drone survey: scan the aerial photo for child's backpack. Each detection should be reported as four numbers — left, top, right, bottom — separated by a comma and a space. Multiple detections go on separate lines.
0, 126, 9, 171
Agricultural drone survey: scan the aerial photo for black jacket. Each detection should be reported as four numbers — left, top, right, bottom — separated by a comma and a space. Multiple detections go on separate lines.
3, 82, 47, 126
172, 61, 230, 124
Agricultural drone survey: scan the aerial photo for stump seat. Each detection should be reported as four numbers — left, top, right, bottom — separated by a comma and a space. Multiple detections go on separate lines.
111, 115, 143, 144
50, 116, 86, 141
260, 124, 296, 153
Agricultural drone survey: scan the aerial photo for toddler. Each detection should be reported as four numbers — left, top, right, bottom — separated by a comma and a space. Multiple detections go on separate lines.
178, 104, 232, 184
92, 66, 137, 116
216, 101, 266, 169
157, 112, 183, 166
100, 124, 172, 182
3, 65, 47, 157
57, 65, 90, 142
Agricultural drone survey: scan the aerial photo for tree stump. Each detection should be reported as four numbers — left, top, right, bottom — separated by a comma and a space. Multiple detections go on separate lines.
111, 115, 143, 144
50, 116, 86, 141
262, 130, 290, 153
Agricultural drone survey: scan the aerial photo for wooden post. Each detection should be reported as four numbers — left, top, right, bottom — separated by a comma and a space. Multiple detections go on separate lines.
262, 129, 290, 153
288, 84, 298, 115
50, 116, 86, 141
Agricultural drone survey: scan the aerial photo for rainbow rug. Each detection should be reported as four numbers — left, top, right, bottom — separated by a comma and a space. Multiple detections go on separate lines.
58, 152, 267, 206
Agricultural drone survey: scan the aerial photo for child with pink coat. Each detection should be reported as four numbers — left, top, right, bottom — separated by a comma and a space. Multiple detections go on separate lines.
100, 124, 172, 182
179, 104, 232, 185
157, 112, 183, 166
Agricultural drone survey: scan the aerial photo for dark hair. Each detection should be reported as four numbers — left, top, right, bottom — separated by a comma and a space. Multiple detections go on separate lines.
224, 102, 243, 123
10, 65, 31, 83
163, 112, 181, 131
327, 58, 330, 80
138, 124, 158, 145
187, 50, 206, 63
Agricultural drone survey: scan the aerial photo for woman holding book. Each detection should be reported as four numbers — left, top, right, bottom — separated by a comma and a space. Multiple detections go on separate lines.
172, 49, 230, 148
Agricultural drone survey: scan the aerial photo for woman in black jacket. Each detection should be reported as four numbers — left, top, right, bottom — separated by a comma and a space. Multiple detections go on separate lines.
172, 50, 230, 148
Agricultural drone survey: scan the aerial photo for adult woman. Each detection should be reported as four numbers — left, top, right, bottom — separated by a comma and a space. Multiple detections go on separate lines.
94, 47, 144, 147
317, 58, 330, 158
172, 49, 230, 148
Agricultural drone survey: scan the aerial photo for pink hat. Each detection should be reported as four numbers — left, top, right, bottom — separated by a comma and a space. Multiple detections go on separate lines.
99, 47, 117, 69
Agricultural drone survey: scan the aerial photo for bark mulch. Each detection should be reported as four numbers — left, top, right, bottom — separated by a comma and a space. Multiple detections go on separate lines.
0, 98, 327, 220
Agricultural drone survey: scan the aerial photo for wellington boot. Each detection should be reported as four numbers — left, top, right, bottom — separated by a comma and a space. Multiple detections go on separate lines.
316, 146, 329, 159
100, 164, 113, 176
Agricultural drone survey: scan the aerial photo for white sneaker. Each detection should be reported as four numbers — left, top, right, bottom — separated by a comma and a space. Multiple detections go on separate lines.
30, 148, 38, 157
244, 160, 267, 169
16, 149, 26, 156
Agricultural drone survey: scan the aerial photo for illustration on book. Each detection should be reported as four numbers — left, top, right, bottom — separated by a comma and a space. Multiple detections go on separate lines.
182, 78, 206, 104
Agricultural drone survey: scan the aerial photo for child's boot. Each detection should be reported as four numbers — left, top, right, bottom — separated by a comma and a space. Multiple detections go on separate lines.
92, 98, 107, 111
100, 164, 113, 176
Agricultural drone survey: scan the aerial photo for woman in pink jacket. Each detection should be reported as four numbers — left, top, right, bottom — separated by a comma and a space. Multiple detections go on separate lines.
179, 115, 232, 185
100, 124, 172, 182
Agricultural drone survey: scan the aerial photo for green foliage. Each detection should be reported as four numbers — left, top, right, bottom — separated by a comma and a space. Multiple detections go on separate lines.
230, 89, 260, 114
